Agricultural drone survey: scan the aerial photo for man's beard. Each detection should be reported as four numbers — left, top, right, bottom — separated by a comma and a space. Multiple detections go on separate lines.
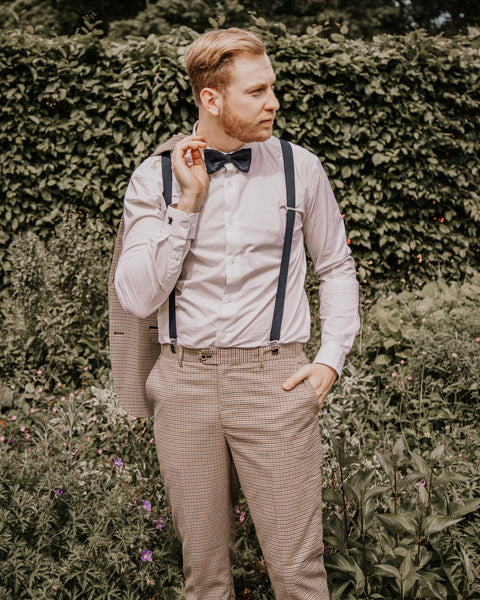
219, 104, 274, 144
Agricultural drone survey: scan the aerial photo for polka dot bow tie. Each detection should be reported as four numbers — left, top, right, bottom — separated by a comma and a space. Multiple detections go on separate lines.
203, 148, 252, 175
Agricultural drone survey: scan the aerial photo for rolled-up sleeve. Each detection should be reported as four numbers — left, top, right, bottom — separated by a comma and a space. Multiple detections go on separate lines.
115, 157, 199, 319
303, 158, 360, 376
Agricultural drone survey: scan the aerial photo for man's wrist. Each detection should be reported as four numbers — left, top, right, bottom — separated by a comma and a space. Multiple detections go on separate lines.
177, 195, 204, 214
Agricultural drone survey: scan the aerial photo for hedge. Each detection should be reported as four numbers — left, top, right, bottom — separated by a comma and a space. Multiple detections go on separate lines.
1, 23, 479, 291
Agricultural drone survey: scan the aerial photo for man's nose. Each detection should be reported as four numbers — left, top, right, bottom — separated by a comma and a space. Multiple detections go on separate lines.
266, 89, 280, 111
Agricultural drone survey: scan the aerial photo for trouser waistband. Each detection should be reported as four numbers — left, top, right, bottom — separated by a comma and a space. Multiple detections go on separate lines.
160, 342, 305, 365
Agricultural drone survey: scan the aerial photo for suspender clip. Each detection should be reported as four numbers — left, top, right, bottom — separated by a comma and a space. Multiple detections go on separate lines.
170, 339, 177, 354
269, 340, 279, 355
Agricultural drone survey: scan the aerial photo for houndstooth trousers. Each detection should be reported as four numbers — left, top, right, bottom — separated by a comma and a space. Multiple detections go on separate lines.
147, 342, 330, 600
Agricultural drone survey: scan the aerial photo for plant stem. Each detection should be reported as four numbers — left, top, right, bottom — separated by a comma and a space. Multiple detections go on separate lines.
339, 463, 349, 548
394, 464, 397, 514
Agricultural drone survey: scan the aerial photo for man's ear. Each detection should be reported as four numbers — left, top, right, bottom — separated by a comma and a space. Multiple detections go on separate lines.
200, 87, 222, 117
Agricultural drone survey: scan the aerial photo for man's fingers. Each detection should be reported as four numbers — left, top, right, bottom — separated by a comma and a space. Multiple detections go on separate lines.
190, 145, 207, 166
173, 136, 207, 160
282, 365, 309, 391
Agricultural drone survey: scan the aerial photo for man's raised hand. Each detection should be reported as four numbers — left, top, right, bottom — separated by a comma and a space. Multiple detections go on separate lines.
172, 136, 210, 214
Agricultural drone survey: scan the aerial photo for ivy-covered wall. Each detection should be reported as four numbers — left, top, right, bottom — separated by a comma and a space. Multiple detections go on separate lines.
1, 25, 479, 290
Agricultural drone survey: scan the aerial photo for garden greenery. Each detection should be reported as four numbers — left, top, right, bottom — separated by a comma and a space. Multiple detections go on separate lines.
0, 18, 479, 600
1, 272, 479, 598
0, 22, 479, 293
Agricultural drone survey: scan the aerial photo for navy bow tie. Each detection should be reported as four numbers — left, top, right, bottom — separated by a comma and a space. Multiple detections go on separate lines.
204, 148, 252, 175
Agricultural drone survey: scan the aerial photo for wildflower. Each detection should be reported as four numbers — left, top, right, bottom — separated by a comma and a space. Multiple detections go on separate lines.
400, 360, 405, 365
420, 479, 426, 486
20, 426, 25, 432
84, 366, 88, 371
98, 449, 103, 454
141, 550, 153, 562
113, 457, 123, 467
52, 407, 57, 413
476, 337, 480, 343
8, 438, 14, 444
141, 500, 152, 512
156, 517, 166, 531
57, 382, 62, 387
385, 385, 390, 389
11, 415, 17, 421
60, 396, 66, 401
149, 438, 154, 444
92, 416, 97, 422
0, 437, 4, 442
30, 408, 35, 414
408, 376, 413, 381
239, 511, 246, 523
36, 369, 42, 375
37, 387, 42, 393
56, 489, 63, 496
392, 372, 397, 378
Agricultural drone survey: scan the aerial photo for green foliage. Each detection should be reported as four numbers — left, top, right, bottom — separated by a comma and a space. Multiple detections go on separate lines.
0, 390, 185, 599
0, 0, 145, 36
358, 273, 480, 406
1, 275, 479, 599
0, 209, 113, 390
2, 0, 478, 38
322, 435, 480, 600
1, 25, 479, 295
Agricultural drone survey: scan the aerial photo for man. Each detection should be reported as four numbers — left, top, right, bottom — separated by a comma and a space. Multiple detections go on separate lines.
115, 27, 359, 600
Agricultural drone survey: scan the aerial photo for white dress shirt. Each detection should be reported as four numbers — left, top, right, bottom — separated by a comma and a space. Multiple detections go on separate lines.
115, 135, 360, 376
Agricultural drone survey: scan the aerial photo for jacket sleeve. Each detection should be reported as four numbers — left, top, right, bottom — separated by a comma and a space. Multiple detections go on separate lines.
114, 156, 199, 319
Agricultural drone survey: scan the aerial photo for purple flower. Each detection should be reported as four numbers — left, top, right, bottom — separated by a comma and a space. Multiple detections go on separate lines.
156, 517, 166, 531
141, 550, 153, 562
8, 438, 14, 444
420, 479, 426, 486
113, 457, 123, 467
56, 489, 63, 496
141, 500, 152, 512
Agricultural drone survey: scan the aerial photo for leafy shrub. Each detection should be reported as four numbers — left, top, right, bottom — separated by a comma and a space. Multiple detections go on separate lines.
1, 274, 479, 599
0, 390, 185, 600
0, 25, 479, 293
359, 273, 480, 406
0, 209, 113, 390
322, 435, 480, 600
1, 366, 479, 599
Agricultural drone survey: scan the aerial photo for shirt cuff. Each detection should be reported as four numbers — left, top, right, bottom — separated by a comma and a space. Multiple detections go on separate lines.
313, 343, 348, 378
166, 205, 199, 240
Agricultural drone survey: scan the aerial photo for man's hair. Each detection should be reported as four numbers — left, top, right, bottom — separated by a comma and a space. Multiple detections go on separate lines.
185, 28, 266, 106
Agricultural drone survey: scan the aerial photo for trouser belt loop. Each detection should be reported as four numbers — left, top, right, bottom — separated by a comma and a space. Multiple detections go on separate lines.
176, 345, 184, 367
259, 347, 265, 369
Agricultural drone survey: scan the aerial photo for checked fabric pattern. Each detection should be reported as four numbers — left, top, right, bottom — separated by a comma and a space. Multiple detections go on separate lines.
108, 133, 187, 417
148, 343, 330, 600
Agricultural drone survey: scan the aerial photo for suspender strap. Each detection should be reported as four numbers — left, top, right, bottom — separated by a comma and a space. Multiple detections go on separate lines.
269, 139, 296, 349
162, 140, 296, 353
161, 153, 177, 349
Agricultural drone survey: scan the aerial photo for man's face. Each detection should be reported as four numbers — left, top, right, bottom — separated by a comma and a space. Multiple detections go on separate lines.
217, 52, 280, 144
